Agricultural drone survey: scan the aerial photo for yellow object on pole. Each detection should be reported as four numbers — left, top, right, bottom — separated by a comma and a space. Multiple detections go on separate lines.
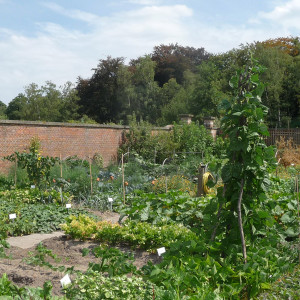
203, 172, 214, 194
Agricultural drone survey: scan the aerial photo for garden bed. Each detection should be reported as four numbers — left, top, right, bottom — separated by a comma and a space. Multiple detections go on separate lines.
0, 234, 160, 296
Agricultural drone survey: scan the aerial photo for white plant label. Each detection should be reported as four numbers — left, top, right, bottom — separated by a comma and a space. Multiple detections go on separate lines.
31, 185, 35, 189
108, 197, 113, 202
157, 247, 166, 256
9, 213, 16, 220
60, 274, 71, 287
66, 204, 71, 208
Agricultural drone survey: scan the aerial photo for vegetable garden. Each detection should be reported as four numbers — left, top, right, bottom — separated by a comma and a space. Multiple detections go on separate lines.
0, 60, 299, 299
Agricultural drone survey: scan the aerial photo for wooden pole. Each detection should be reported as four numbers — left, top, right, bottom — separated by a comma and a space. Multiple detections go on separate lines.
60, 153, 63, 178
122, 153, 125, 204
197, 164, 206, 197
14, 158, 17, 188
89, 157, 93, 194
237, 178, 247, 264
296, 175, 299, 264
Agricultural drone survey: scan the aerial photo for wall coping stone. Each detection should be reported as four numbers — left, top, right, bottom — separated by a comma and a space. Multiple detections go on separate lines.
0, 120, 171, 131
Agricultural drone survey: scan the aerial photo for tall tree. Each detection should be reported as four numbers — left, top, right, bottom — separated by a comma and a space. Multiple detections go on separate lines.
5, 82, 80, 122
151, 43, 210, 87
0, 100, 7, 119
130, 56, 160, 123
77, 56, 125, 123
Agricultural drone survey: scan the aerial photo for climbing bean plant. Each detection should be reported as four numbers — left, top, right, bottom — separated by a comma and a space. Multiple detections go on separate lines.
211, 58, 277, 262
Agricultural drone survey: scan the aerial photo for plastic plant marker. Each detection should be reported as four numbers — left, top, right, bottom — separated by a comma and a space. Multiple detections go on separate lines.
66, 204, 71, 208
108, 197, 113, 211
60, 274, 71, 287
9, 213, 16, 220
157, 247, 166, 256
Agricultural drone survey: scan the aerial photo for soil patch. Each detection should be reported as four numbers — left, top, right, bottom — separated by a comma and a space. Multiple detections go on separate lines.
0, 211, 158, 297
1, 235, 160, 296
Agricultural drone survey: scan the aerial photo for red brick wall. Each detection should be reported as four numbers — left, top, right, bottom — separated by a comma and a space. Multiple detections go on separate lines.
0, 120, 130, 174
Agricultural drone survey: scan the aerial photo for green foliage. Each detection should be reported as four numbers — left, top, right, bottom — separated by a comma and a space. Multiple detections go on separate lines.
0, 187, 71, 205
4, 137, 58, 187
258, 266, 300, 299
120, 117, 214, 164
0, 273, 60, 299
6, 81, 80, 122
23, 242, 62, 269
0, 193, 96, 236
64, 272, 164, 300
83, 245, 137, 276
61, 215, 197, 252
119, 191, 209, 227
172, 122, 213, 157
212, 59, 278, 255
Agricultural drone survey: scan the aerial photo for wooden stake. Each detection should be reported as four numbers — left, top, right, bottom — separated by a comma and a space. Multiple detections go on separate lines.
89, 157, 93, 194
122, 153, 125, 204
295, 175, 299, 264
60, 153, 62, 177
237, 178, 247, 264
14, 158, 17, 188
196, 164, 206, 197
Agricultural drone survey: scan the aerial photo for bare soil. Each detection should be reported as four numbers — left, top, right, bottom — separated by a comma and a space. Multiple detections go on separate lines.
0, 211, 159, 297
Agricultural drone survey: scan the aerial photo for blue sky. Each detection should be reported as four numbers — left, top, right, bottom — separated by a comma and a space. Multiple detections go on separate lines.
0, 0, 299, 104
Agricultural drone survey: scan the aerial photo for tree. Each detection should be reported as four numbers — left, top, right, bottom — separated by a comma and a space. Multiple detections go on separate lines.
77, 56, 126, 123
151, 43, 210, 87
5, 94, 27, 120
260, 37, 300, 57
5, 82, 80, 122
130, 56, 161, 123
0, 100, 7, 119
253, 43, 296, 127
158, 77, 190, 125
190, 49, 247, 121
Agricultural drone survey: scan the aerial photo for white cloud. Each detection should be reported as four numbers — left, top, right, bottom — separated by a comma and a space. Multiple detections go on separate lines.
125, 0, 160, 5
0, 4, 193, 104
258, 0, 300, 30
42, 2, 101, 24
1, 1, 298, 105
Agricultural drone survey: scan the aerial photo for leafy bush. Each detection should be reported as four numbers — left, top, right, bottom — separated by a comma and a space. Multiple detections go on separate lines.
120, 116, 214, 164
61, 215, 197, 251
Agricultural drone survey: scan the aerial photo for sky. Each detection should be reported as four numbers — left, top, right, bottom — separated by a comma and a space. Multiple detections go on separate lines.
0, 0, 299, 105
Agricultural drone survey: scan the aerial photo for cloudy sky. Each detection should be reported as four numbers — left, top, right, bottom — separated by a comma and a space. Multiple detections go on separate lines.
0, 0, 299, 104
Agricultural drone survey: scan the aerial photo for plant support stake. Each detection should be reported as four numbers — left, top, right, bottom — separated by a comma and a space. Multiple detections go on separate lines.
237, 178, 247, 263
122, 153, 125, 204
89, 157, 93, 194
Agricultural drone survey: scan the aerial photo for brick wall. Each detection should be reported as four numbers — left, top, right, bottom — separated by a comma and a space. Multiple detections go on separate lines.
0, 120, 131, 174
0, 120, 171, 175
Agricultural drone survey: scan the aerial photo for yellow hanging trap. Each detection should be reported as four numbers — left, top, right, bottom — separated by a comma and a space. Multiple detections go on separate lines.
203, 172, 214, 194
